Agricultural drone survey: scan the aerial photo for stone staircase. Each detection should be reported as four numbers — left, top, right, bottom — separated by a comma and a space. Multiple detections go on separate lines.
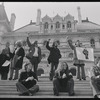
0, 76, 94, 98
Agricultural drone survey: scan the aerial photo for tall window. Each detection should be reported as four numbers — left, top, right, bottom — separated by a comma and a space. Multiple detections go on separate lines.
90, 39, 95, 48
67, 21, 71, 28
51, 25, 53, 30
56, 22, 60, 29
44, 22, 48, 29
62, 24, 65, 29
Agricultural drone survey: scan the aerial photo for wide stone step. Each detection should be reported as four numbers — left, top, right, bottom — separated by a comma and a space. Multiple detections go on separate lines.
0, 76, 93, 98
0, 95, 93, 98
0, 91, 93, 96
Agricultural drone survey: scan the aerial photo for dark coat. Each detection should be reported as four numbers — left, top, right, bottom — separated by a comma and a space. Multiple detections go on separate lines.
18, 71, 37, 89
0, 48, 13, 74
27, 37, 42, 63
0, 54, 11, 74
54, 69, 73, 80
46, 41, 61, 64
54, 69, 73, 87
12, 47, 25, 69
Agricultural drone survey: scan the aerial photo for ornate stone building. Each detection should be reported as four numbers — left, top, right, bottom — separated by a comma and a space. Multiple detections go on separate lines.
1, 3, 100, 75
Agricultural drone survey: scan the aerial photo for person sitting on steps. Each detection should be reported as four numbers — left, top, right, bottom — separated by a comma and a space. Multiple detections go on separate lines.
53, 62, 75, 96
16, 63, 39, 96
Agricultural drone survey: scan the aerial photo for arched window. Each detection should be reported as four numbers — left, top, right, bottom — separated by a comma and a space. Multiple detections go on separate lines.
90, 39, 95, 48
51, 25, 53, 30
62, 24, 65, 29
44, 22, 48, 29
67, 21, 71, 28
56, 22, 60, 29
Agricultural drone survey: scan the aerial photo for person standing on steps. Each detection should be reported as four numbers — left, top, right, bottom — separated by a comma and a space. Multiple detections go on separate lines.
46, 39, 61, 81
9, 40, 25, 80
26, 33, 42, 81
66, 36, 86, 81
0, 42, 13, 80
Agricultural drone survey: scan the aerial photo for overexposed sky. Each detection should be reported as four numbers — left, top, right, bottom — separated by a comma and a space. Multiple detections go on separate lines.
2, 2, 100, 30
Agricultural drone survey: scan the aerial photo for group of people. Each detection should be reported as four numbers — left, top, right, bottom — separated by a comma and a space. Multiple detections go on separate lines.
0, 40, 25, 80
16, 35, 87, 96
46, 37, 86, 81
0, 35, 87, 96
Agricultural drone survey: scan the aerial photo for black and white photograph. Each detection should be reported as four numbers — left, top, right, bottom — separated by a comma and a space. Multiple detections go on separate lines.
0, 2, 100, 98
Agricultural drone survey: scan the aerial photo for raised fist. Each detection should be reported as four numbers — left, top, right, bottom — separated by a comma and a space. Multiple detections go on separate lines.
27, 32, 30, 37
66, 36, 71, 41
48, 39, 51, 41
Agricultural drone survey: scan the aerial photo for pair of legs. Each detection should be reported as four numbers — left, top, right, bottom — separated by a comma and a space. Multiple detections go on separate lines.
49, 62, 58, 81
53, 78, 75, 96
1, 72, 8, 80
0, 66, 9, 80
30, 57, 39, 80
76, 64, 86, 80
16, 82, 39, 96
91, 76, 100, 90
9, 68, 19, 80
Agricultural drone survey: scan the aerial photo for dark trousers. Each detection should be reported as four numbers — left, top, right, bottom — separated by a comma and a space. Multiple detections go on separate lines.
0, 66, 9, 80
77, 64, 86, 79
1, 72, 8, 80
53, 78, 74, 95
16, 82, 39, 95
50, 62, 58, 80
30, 57, 39, 80
9, 68, 19, 79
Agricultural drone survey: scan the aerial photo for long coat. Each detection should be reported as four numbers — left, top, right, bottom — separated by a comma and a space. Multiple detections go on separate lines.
11, 47, 25, 70
0, 54, 11, 74
27, 37, 42, 63
46, 41, 61, 64
68, 39, 84, 66
0, 48, 13, 74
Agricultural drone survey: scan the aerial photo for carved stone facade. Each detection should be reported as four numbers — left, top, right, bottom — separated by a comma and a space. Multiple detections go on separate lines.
0, 5, 100, 74
40, 14, 77, 34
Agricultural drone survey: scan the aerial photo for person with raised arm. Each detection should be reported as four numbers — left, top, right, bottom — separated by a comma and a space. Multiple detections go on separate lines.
66, 36, 86, 81
26, 33, 41, 81
46, 39, 61, 81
